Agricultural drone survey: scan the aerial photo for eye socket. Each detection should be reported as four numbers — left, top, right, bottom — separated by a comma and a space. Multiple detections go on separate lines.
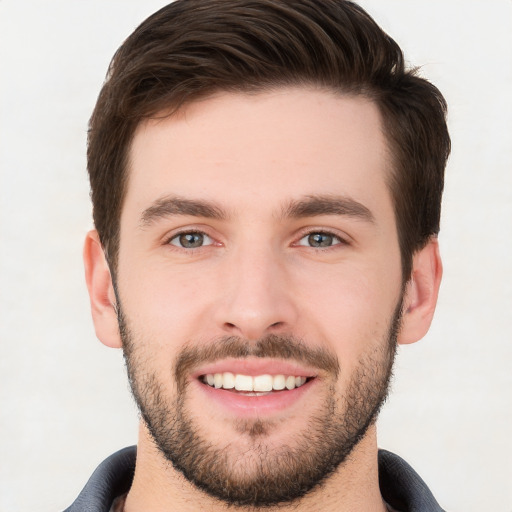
168, 231, 213, 249
296, 231, 344, 248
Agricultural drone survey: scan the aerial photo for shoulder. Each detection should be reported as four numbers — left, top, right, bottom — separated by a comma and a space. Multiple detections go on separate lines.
63, 446, 136, 512
378, 449, 445, 512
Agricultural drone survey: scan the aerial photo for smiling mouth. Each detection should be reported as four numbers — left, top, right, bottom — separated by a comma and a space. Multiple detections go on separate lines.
201, 372, 313, 394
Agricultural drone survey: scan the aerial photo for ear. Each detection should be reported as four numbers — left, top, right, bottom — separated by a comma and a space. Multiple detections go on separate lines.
398, 238, 443, 345
83, 230, 122, 348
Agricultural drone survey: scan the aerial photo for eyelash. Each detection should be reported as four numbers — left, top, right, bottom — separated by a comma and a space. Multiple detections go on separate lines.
295, 230, 347, 249
166, 230, 214, 249
165, 228, 348, 251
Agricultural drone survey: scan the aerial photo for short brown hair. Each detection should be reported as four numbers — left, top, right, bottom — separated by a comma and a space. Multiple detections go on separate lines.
88, 0, 450, 279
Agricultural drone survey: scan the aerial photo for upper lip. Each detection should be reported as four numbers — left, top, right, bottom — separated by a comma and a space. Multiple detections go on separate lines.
191, 357, 319, 380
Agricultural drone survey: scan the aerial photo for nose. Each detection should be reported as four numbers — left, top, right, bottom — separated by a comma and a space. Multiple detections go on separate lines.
214, 245, 299, 340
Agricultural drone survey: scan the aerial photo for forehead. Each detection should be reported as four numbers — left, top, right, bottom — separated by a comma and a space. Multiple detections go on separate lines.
125, 88, 392, 221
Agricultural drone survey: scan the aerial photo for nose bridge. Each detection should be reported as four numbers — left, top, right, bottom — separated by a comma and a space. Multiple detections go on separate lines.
216, 239, 297, 340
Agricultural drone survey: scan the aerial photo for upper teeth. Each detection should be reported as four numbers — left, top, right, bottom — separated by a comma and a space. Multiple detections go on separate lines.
203, 373, 308, 392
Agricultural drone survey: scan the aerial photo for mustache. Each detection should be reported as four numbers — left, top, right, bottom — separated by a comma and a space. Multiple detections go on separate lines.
174, 334, 340, 391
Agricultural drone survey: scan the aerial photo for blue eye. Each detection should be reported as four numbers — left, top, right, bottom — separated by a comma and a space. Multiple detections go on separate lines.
297, 232, 342, 248
169, 232, 213, 248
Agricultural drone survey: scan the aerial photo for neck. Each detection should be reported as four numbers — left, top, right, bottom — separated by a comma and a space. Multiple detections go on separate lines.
124, 422, 388, 512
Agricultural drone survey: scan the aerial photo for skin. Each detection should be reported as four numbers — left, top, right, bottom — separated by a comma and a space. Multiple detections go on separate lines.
84, 87, 442, 511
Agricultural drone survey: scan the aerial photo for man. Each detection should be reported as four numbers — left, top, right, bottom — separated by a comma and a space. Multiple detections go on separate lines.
66, 0, 450, 510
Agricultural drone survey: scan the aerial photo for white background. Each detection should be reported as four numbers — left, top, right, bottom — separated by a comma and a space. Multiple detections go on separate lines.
0, 1, 511, 511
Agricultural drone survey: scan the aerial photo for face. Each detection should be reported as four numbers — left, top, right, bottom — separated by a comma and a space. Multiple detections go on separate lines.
116, 88, 404, 506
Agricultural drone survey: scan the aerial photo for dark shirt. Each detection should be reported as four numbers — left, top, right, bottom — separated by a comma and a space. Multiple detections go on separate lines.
63, 446, 445, 511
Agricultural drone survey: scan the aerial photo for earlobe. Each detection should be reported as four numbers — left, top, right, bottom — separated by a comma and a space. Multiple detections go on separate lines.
83, 230, 122, 348
398, 238, 443, 345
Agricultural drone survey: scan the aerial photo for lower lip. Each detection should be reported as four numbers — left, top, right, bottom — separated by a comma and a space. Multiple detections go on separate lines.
195, 379, 316, 417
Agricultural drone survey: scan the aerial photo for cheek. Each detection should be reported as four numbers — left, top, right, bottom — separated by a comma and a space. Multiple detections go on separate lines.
116, 239, 402, 373
117, 258, 219, 344
291, 262, 401, 364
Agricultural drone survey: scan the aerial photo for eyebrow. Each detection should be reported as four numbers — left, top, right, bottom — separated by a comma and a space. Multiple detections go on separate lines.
140, 196, 228, 226
281, 195, 375, 223
139, 193, 374, 227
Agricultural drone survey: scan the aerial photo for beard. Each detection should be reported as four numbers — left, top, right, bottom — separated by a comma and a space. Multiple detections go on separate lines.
119, 302, 401, 508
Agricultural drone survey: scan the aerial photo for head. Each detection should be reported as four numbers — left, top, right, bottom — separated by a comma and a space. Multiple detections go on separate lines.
84, 0, 448, 507
88, 0, 450, 281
